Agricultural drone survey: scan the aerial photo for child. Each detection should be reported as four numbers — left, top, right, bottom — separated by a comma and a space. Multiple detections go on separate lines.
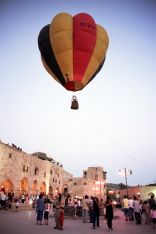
106, 199, 114, 231
15, 200, 20, 212
142, 200, 151, 224
44, 199, 51, 225
59, 207, 64, 230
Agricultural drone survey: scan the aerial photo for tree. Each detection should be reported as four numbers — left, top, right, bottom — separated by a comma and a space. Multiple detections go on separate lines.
118, 183, 127, 189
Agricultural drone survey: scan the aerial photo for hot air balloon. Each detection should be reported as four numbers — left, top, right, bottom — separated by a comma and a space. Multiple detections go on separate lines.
38, 12, 109, 109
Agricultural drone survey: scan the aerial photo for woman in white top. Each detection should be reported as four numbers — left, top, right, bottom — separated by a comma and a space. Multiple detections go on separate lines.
133, 196, 141, 224
82, 195, 89, 223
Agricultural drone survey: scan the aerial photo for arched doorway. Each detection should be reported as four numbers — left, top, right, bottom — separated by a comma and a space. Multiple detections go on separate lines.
20, 177, 28, 193
49, 186, 53, 195
55, 187, 60, 195
32, 180, 38, 195
148, 192, 155, 198
0, 179, 14, 193
63, 184, 69, 195
64, 187, 68, 194
40, 182, 46, 194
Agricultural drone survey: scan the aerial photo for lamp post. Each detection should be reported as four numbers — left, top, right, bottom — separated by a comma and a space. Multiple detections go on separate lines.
118, 168, 132, 197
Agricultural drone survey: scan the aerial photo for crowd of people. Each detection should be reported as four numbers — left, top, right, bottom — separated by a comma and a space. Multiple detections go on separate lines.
1, 190, 156, 231
79, 194, 113, 231
35, 192, 156, 231
0, 191, 14, 210
122, 194, 156, 229
0, 191, 38, 211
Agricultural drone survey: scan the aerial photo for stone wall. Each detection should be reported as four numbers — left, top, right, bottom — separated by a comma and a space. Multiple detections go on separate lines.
140, 186, 156, 200
0, 141, 65, 196
0, 141, 107, 199
112, 186, 156, 202
64, 167, 107, 199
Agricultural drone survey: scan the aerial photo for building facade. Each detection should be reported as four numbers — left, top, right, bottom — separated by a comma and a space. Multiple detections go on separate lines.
0, 140, 107, 199
0, 141, 71, 196
63, 167, 107, 199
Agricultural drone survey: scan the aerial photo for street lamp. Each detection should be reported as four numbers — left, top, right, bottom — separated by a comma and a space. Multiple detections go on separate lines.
118, 168, 132, 197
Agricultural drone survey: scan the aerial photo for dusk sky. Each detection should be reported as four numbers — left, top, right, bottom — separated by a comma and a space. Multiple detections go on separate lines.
0, 0, 156, 186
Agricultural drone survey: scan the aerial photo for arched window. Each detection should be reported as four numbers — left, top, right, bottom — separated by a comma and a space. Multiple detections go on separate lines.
83, 171, 87, 178
44, 172, 46, 178
34, 167, 39, 175
50, 169, 52, 175
74, 182, 77, 185
23, 165, 25, 172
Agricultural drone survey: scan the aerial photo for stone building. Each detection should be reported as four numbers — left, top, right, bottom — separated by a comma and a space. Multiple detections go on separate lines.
0, 141, 72, 196
0, 140, 107, 199
63, 167, 107, 199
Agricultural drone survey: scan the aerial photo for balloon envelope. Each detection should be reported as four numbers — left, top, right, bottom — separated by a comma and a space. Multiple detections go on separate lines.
38, 12, 109, 91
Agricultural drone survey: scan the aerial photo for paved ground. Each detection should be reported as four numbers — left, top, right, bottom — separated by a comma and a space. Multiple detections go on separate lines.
0, 209, 155, 234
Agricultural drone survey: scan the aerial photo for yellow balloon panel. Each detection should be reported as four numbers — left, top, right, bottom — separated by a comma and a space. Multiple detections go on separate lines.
82, 25, 109, 87
49, 13, 73, 82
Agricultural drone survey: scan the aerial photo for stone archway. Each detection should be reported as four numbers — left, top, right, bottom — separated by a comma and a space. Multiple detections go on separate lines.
49, 186, 53, 195
64, 187, 68, 194
148, 192, 155, 198
40, 182, 46, 194
20, 177, 28, 193
32, 180, 38, 195
0, 179, 14, 193
63, 184, 69, 195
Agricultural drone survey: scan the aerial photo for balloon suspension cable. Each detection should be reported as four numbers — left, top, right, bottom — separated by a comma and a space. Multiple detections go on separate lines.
71, 95, 79, 110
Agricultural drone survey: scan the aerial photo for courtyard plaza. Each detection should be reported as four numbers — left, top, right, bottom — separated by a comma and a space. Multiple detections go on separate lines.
0, 208, 155, 234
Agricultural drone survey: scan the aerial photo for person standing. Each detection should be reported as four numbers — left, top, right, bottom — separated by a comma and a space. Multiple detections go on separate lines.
142, 200, 151, 224
73, 199, 78, 218
99, 198, 105, 216
128, 197, 134, 221
148, 195, 155, 210
82, 195, 89, 223
59, 207, 64, 230
44, 198, 51, 225
36, 194, 45, 225
1, 192, 7, 210
92, 197, 100, 229
105, 199, 114, 231
148, 195, 156, 221
122, 195, 129, 221
88, 196, 94, 223
54, 199, 61, 229
15, 199, 20, 212
151, 204, 156, 230
133, 196, 141, 224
